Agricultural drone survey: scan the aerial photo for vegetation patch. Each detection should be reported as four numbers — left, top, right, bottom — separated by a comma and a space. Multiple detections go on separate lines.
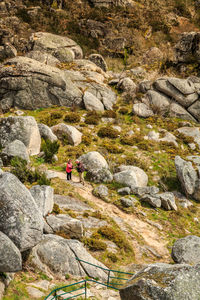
98, 126, 119, 139
64, 112, 80, 123
41, 139, 60, 163
85, 111, 100, 125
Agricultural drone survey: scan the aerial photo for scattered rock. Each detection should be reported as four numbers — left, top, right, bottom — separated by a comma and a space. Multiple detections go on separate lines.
0, 43, 17, 61
159, 192, 177, 211
0, 231, 22, 272
120, 197, 134, 208
88, 53, 107, 72
83, 91, 104, 111
132, 103, 154, 118
117, 187, 131, 195
114, 165, 148, 188
38, 123, 58, 142
93, 185, 109, 199
172, 235, 200, 265
177, 127, 200, 148
131, 186, 159, 197
51, 123, 82, 146
141, 194, 161, 208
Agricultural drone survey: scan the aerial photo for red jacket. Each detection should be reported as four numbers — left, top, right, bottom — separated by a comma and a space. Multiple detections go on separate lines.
66, 162, 73, 173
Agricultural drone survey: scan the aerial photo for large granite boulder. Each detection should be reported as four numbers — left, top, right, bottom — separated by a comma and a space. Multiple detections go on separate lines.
0, 56, 83, 111
1, 140, 29, 164
0, 173, 43, 251
79, 151, 113, 183
30, 234, 109, 281
28, 32, 83, 60
132, 103, 154, 118
0, 116, 41, 155
51, 123, 82, 146
172, 235, 200, 265
38, 123, 58, 142
45, 214, 83, 239
30, 185, 54, 217
120, 263, 200, 300
175, 156, 197, 195
114, 165, 148, 188
146, 90, 171, 113
0, 231, 22, 272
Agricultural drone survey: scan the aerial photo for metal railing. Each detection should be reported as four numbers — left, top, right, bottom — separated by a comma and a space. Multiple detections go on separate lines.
45, 257, 134, 299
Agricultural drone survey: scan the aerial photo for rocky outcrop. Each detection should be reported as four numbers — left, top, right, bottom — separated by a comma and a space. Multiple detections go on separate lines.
1, 139, 29, 164
114, 165, 148, 188
0, 56, 83, 111
25, 51, 60, 66
172, 235, 200, 265
45, 215, 83, 239
0, 173, 43, 251
38, 123, 58, 142
51, 123, 82, 146
28, 32, 83, 60
79, 151, 113, 183
0, 116, 41, 156
141, 192, 177, 210
30, 234, 109, 281
175, 32, 200, 63
88, 53, 107, 72
30, 185, 54, 217
120, 263, 200, 300
0, 231, 22, 272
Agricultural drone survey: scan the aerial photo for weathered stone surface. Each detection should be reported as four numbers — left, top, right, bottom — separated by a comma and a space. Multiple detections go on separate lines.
54, 194, 93, 212
0, 173, 43, 251
147, 90, 171, 113
83, 91, 104, 111
188, 100, 200, 122
0, 116, 41, 155
117, 187, 131, 195
114, 165, 148, 188
120, 263, 200, 300
31, 234, 109, 280
51, 123, 82, 146
173, 191, 193, 208
177, 127, 200, 148
193, 179, 200, 202
88, 53, 107, 72
175, 32, 200, 63
79, 151, 108, 171
0, 231, 22, 272
26, 51, 60, 66
1, 140, 29, 164
28, 32, 83, 59
172, 235, 200, 265
30, 185, 54, 217
169, 102, 196, 122
45, 214, 83, 239
117, 77, 137, 94
86, 167, 113, 183
93, 185, 109, 199
120, 197, 134, 208
131, 186, 159, 197
0, 43, 17, 61
38, 123, 58, 142
141, 194, 161, 208
159, 192, 177, 211
0, 56, 83, 111
175, 156, 197, 195
77, 216, 108, 231
132, 103, 154, 118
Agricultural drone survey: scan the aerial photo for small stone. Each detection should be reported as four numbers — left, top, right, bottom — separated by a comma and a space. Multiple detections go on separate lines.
118, 187, 131, 195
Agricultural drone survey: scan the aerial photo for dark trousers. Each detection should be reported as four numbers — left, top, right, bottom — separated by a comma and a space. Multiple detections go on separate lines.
67, 172, 72, 180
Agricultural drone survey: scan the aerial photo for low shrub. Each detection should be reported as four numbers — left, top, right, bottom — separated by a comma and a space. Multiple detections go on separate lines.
10, 157, 50, 185
98, 127, 119, 138
102, 141, 124, 153
82, 135, 92, 146
103, 110, 117, 118
64, 112, 80, 123
120, 136, 135, 146
98, 226, 132, 252
51, 112, 63, 120
118, 107, 129, 115
83, 238, 107, 251
65, 145, 84, 159
107, 252, 118, 263
85, 111, 100, 125
52, 203, 62, 214
41, 139, 60, 163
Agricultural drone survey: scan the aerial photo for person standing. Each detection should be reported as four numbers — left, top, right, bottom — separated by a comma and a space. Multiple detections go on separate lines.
76, 160, 85, 185
66, 159, 73, 181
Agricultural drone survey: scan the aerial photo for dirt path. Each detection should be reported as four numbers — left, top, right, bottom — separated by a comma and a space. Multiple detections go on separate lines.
52, 171, 170, 263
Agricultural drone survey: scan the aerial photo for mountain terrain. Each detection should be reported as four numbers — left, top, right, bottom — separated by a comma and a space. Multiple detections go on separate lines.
0, 0, 200, 299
